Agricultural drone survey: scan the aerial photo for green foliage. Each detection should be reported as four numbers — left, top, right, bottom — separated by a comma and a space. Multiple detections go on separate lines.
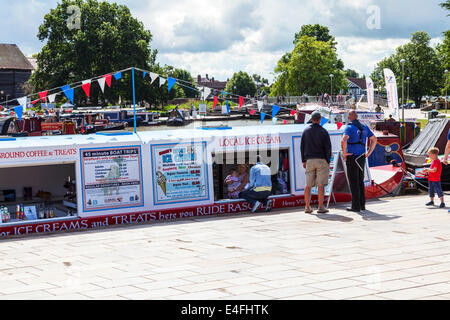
293, 24, 337, 48
225, 71, 257, 97
370, 31, 444, 107
345, 69, 360, 78
438, 30, 450, 94
271, 36, 347, 97
30, 0, 159, 106
441, 0, 450, 14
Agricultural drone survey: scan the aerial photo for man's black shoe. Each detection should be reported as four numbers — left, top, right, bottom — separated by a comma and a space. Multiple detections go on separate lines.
346, 207, 360, 212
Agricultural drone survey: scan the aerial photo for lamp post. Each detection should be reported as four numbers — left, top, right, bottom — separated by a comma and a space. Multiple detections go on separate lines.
329, 74, 334, 102
445, 70, 449, 113
400, 59, 406, 121
406, 76, 410, 109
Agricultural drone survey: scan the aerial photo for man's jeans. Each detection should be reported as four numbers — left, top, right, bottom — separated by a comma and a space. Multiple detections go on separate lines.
239, 189, 271, 207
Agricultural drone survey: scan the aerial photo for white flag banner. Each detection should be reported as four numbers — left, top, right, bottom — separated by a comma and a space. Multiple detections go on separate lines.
257, 101, 263, 111
203, 87, 212, 100
366, 77, 375, 111
304, 113, 312, 124
356, 94, 365, 110
159, 77, 167, 87
272, 117, 278, 124
150, 72, 159, 84
48, 93, 57, 103
17, 96, 27, 112
221, 105, 228, 114
97, 77, 106, 93
383, 68, 399, 121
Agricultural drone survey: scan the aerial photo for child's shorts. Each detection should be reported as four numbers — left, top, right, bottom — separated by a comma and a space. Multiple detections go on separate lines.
429, 181, 443, 198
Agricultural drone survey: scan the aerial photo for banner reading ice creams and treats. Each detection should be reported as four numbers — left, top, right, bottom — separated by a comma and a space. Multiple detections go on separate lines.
151, 142, 209, 205
366, 77, 374, 111
80, 146, 144, 212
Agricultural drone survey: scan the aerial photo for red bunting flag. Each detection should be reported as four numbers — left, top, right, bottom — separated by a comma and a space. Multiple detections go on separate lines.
213, 96, 218, 109
39, 91, 48, 102
336, 122, 343, 130
82, 80, 91, 98
290, 109, 296, 116
239, 96, 244, 109
31, 99, 40, 105
103, 74, 112, 87
249, 109, 256, 115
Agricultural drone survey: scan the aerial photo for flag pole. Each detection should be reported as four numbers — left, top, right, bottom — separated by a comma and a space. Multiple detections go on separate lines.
132, 67, 136, 133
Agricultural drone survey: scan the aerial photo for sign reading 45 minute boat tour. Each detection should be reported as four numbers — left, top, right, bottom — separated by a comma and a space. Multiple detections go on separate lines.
151, 142, 209, 205
80, 146, 144, 212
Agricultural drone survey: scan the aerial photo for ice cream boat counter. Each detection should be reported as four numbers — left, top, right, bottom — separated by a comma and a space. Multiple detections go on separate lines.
0, 124, 403, 238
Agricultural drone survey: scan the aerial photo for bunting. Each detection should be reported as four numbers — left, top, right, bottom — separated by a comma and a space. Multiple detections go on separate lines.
257, 101, 263, 112
226, 100, 230, 114
150, 72, 159, 84
159, 77, 167, 87
104, 74, 112, 87
272, 105, 280, 118
114, 72, 122, 80
290, 109, 296, 116
48, 93, 57, 104
202, 87, 212, 100
82, 80, 91, 98
17, 96, 27, 112
213, 96, 218, 109
168, 77, 176, 92
272, 117, 278, 125
239, 96, 244, 109
31, 99, 40, 105
14, 106, 23, 122
61, 85, 74, 104
304, 114, 311, 124
261, 112, 266, 124
143, 71, 147, 79
249, 109, 256, 115
336, 122, 344, 130
97, 77, 106, 93
39, 91, 48, 102
320, 117, 328, 126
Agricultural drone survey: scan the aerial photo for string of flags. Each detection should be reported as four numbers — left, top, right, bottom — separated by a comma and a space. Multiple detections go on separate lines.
3, 65, 345, 129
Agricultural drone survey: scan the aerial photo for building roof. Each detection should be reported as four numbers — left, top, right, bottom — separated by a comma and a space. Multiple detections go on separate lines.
0, 44, 35, 71
347, 77, 366, 90
27, 57, 38, 70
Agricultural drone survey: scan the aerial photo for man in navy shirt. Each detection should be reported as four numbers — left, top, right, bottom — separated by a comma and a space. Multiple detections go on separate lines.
341, 111, 377, 212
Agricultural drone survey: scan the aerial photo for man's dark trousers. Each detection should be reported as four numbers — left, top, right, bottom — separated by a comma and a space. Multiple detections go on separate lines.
239, 190, 271, 206
346, 155, 366, 211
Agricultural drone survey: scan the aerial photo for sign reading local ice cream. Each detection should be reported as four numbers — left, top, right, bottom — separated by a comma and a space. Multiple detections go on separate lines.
80, 146, 144, 212
151, 142, 209, 205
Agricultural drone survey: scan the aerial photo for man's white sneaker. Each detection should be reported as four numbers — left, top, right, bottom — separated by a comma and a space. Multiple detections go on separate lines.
252, 201, 262, 213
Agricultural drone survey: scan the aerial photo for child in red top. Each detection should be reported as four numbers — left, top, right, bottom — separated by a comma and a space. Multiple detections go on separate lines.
424, 147, 445, 208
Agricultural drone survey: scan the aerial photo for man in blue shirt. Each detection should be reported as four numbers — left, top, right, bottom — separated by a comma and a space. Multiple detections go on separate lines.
239, 155, 273, 213
341, 110, 377, 212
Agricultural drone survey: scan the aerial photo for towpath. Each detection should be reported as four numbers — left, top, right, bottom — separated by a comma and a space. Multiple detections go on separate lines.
1, 194, 450, 300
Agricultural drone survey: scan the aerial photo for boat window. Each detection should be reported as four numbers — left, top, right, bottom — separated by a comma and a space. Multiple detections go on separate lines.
212, 149, 291, 201
0, 163, 77, 225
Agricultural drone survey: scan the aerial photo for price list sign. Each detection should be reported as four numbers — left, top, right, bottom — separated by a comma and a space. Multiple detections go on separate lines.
151, 142, 209, 205
80, 146, 144, 212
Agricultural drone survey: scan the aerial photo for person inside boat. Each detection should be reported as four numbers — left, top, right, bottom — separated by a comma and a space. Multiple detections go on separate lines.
341, 110, 377, 213
387, 114, 395, 122
239, 156, 272, 213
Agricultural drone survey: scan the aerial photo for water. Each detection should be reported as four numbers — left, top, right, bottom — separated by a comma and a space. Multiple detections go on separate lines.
129, 118, 296, 132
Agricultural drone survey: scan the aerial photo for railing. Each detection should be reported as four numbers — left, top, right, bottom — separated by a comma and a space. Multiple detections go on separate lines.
260, 95, 388, 108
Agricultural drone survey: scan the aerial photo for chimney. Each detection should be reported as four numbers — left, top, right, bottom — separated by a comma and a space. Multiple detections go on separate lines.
212, 77, 214, 82
197, 75, 201, 82
206, 74, 209, 80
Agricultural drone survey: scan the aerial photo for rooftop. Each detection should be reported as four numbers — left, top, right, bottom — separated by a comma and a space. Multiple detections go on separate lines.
0, 44, 35, 71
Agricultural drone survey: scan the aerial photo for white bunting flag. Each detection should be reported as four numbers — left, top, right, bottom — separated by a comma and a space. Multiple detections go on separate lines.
48, 93, 57, 103
221, 105, 228, 114
97, 77, 106, 93
304, 113, 312, 124
150, 72, 159, 84
257, 101, 263, 112
272, 117, 278, 124
17, 96, 27, 112
159, 77, 167, 87
203, 87, 212, 100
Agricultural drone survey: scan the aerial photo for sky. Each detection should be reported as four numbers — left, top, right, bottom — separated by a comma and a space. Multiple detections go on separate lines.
1, 0, 448, 83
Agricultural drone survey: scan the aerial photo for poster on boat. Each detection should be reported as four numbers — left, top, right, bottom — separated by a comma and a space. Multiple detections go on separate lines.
80, 146, 144, 212
151, 142, 210, 206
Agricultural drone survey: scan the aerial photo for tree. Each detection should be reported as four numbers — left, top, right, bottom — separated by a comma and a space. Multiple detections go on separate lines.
345, 69, 360, 78
293, 24, 337, 48
441, 0, 450, 14
225, 71, 257, 97
271, 36, 347, 96
438, 30, 450, 94
370, 31, 443, 108
30, 0, 158, 106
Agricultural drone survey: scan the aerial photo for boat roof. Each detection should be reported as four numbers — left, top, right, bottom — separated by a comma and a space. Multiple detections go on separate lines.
0, 124, 341, 149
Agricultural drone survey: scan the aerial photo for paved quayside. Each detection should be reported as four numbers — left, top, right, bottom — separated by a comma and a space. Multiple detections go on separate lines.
1, 194, 450, 300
